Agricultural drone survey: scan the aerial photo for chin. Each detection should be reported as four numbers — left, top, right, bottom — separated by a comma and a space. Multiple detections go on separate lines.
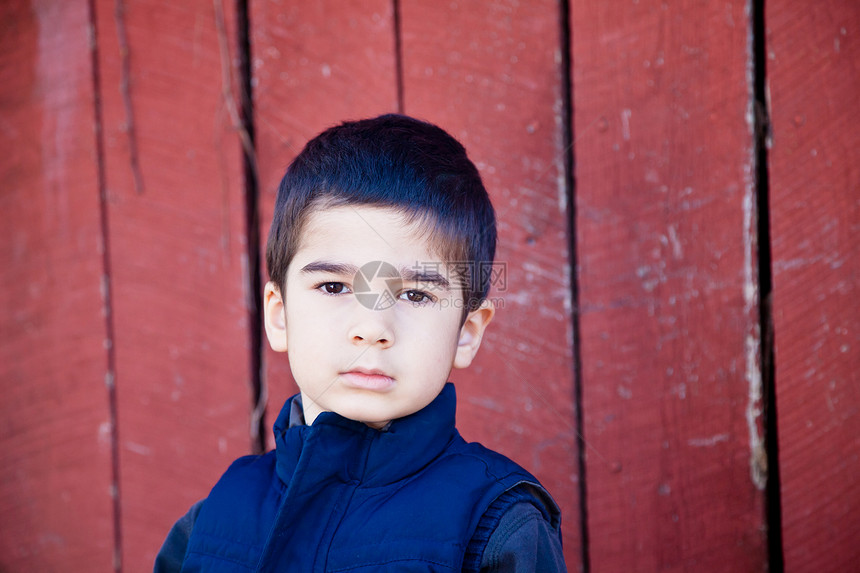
333, 403, 393, 426
362, 419, 392, 430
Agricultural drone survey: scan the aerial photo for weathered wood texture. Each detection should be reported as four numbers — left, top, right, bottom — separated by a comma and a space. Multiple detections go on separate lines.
91, 0, 252, 567
4, 1, 860, 571
766, 2, 860, 571
250, 0, 400, 449
0, 2, 115, 570
571, 1, 768, 570
399, 1, 581, 566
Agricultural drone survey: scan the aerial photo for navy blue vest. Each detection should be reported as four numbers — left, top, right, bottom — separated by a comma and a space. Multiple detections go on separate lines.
181, 384, 558, 572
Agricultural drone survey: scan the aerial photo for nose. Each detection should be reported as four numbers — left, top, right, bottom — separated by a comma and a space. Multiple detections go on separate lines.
347, 307, 395, 348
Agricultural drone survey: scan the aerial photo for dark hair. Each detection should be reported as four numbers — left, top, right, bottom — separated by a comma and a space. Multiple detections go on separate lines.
265, 114, 496, 312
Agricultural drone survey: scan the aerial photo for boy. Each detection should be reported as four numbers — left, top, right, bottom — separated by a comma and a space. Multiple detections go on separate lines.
155, 115, 566, 572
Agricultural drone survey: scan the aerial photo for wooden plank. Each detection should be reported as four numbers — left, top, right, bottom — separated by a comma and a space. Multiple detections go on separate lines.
0, 2, 115, 570
250, 0, 399, 447
400, 2, 581, 566
571, 1, 768, 570
91, 0, 252, 566
766, 2, 860, 571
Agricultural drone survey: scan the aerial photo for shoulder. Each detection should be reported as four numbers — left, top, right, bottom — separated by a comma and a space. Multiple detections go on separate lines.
194, 451, 282, 532
446, 439, 566, 572
205, 452, 278, 497
442, 436, 562, 529
153, 499, 205, 573
480, 499, 566, 572
474, 485, 566, 573
162, 452, 283, 570
445, 437, 540, 483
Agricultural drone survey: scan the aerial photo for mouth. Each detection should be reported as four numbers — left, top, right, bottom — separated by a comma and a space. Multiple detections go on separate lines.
339, 368, 396, 391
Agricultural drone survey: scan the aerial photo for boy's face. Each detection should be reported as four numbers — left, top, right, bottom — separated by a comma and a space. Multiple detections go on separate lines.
263, 205, 494, 429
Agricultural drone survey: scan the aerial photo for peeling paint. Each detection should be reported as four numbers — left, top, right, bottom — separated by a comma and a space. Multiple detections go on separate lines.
553, 95, 567, 213
667, 224, 683, 259
621, 108, 632, 141
688, 433, 730, 447
744, 3, 767, 490
37, 1, 77, 239
125, 441, 152, 456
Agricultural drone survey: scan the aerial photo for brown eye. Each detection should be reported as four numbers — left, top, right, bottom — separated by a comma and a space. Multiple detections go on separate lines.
322, 282, 346, 294
404, 290, 429, 303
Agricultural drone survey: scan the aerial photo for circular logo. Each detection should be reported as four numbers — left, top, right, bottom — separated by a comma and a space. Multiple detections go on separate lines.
353, 261, 402, 310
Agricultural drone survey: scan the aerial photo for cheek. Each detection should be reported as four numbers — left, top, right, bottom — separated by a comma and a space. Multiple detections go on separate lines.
287, 306, 331, 345
285, 315, 331, 383
285, 289, 320, 327
417, 326, 461, 371
285, 300, 328, 355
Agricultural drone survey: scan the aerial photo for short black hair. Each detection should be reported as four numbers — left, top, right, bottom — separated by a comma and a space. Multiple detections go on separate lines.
265, 114, 496, 312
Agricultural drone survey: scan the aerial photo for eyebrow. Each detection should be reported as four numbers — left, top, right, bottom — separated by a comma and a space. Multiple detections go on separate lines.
299, 260, 452, 290
400, 267, 451, 290
299, 261, 360, 276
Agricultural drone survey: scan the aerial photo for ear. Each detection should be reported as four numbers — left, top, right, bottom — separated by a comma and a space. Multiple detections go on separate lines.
263, 281, 288, 352
453, 299, 495, 369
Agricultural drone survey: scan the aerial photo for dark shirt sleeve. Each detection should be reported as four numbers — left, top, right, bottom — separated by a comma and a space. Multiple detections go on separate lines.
153, 500, 204, 573
479, 501, 567, 573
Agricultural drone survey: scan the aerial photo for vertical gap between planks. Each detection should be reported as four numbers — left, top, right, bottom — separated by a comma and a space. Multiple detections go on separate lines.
392, 0, 405, 113
88, 0, 123, 569
559, 0, 590, 570
235, 0, 266, 455
751, 0, 784, 569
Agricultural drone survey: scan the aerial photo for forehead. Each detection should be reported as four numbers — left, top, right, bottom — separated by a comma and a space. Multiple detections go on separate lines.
293, 205, 442, 265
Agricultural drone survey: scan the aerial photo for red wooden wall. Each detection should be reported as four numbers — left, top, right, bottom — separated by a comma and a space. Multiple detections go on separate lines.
1, 1, 857, 572
1, 3, 115, 569
572, 2, 767, 570
767, 1, 859, 570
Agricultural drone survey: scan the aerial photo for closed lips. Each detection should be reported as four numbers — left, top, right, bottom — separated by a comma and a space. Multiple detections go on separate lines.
339, 370, 395, 390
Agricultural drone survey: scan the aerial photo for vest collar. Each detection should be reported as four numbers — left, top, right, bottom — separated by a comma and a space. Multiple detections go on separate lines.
272, 383, 458, 488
